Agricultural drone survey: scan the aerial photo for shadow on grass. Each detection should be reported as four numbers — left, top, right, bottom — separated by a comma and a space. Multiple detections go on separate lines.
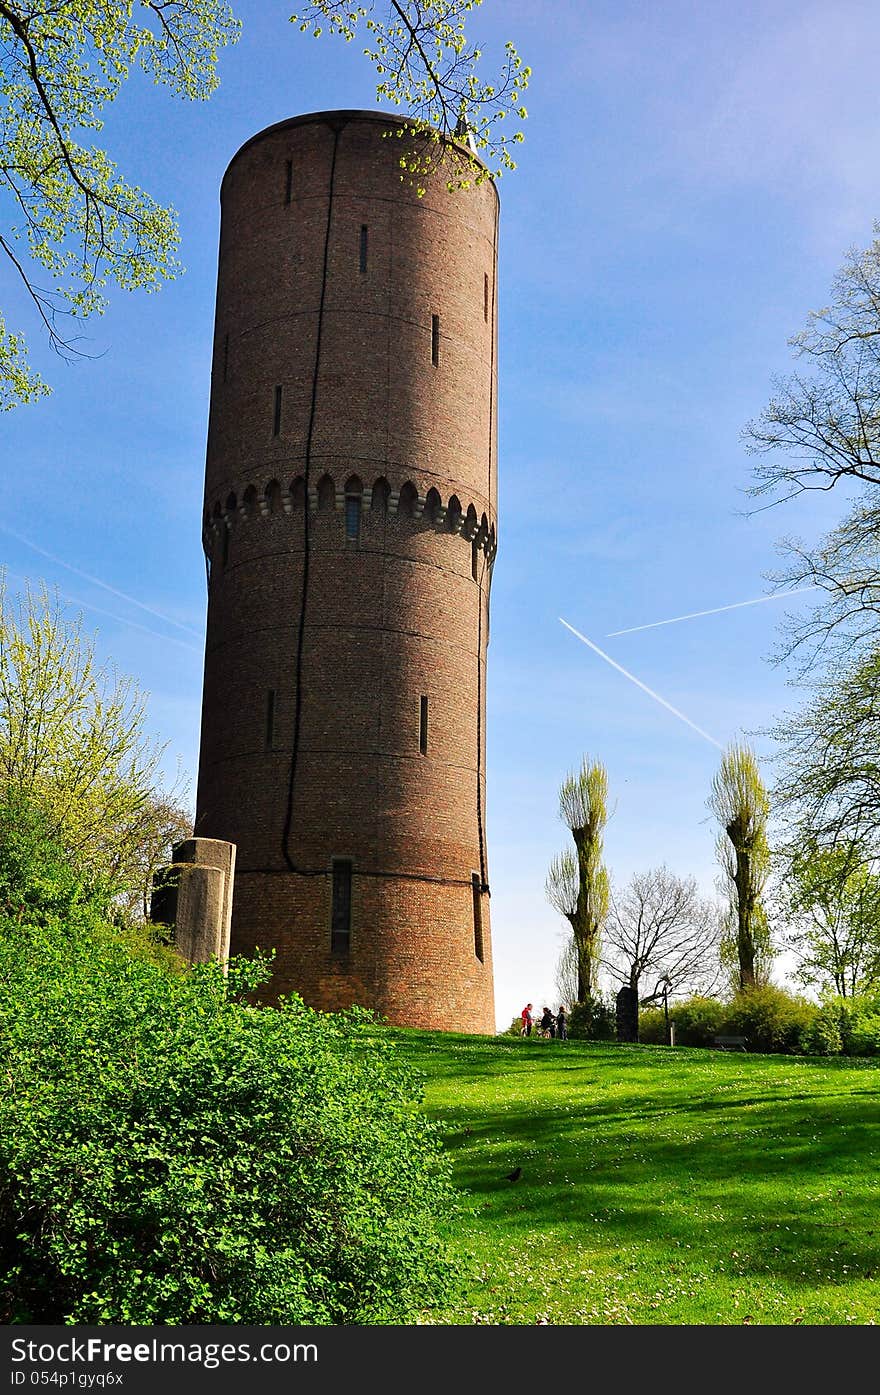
387, 1034, 880, 1293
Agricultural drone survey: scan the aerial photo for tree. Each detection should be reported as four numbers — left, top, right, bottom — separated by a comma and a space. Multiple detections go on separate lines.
603, 867, 723, 1007
119, 791, 193, 921
0, 0, 240, 409
290, 0, 529, 191
744, 225, 880, 676
554, 933, 579, 1009
0, 577, 182, 902
771, 646, 880, 855
708, 743, 772, 991
546, 758, 609, 1000
778, 839, 880, 999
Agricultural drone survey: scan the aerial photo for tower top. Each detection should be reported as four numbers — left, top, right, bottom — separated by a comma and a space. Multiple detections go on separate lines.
221, 108, 497, 199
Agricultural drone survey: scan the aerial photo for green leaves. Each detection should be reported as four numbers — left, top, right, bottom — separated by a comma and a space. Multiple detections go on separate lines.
0, 0, 240, 407
547, 757, 610, 1000
288, 1, 530, 194
0, 578, 188, 909
709, 744, 773, 991
0, 894, 456, 1322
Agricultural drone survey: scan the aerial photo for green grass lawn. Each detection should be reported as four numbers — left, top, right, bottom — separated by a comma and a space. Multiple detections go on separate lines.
386, 1031, 880, 1325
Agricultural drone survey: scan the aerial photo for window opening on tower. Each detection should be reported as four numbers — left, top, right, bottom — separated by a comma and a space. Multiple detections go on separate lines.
431, 314, 440, 366
419, 695, 429, 755
284, 159, 293, 205
273, 385, 282, 437
359, 224, 368, 273
331, 860, 352, 953
472, 873, 484, 962
484, 273, 489, 322
345, 494, 361, 542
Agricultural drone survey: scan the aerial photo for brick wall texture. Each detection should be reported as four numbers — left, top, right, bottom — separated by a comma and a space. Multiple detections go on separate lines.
195, 110, 498, 1032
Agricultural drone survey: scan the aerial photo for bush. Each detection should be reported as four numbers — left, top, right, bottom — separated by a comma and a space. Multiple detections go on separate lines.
0, 849, 456, 1323
846, 1010, 880, 1055
568, 995, 616, 1041
722, 985, 818, 1054
637, 1007, 667, 1044
670, 996, 726, 1047
802, 1001, 844, 1055
636, 998, 725, 1047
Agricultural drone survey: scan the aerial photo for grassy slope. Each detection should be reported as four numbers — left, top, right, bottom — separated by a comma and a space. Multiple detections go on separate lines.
386, 1032, 880, 1325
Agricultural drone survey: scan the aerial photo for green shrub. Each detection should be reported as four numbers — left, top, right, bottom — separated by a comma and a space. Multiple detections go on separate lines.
846, 1011, 880, 1055
671, 996, 726, 1047
637, 998, 726, 1046
637, 1007, 667, 1044
723, 985, 818, 1054
0, 895, 456, 1323
802, 1001, 844, 1055
568, 995, 616, 1041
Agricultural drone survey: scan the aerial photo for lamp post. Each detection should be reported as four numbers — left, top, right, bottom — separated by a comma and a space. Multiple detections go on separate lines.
661, 976, 673, 1046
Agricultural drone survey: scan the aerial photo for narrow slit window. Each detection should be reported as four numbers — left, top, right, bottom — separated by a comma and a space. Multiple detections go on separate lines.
484, 272, 489, 322
359, 224, 368, 273
471, 537, 479, 581
431, 314, 440, 366
273, 385, 282, 437
345, 494, 361, 542
223, 333, 229, 382
419, 695, 428, 755
472, 873, 484, 962
284, 159, 293, 205
265, 689, 276, 749
331, 859, 352, 953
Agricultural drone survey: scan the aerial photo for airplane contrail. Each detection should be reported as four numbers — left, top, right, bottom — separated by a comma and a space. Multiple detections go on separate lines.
606, 586, 822, 637
0, 524, 204, 638
559, 617, 724, 750
4, 569, 203, 654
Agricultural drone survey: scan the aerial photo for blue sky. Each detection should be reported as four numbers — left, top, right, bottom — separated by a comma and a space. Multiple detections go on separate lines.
4, 0, 880, 1027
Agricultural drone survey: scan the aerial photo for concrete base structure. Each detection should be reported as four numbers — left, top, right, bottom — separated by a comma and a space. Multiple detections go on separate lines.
150, 837, 236, 965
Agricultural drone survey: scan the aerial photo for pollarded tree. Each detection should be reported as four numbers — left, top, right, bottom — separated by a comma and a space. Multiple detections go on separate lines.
554, 932, 579, 1010
603, 867, 723, 1007
290, 0, 529, 192
708, 743, 772, 991
546, 758, 609, 1000
0, 577, 182, 901
0, 0, 240, 408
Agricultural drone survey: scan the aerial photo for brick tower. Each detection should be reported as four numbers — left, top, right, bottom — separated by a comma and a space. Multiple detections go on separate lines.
195, 110, 497, 1031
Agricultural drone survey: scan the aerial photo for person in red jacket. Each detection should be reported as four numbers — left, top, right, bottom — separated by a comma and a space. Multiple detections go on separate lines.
520, 1003, 534, 1037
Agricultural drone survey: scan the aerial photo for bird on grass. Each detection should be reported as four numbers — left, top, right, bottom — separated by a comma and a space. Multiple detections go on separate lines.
505, 1167, 522, 1182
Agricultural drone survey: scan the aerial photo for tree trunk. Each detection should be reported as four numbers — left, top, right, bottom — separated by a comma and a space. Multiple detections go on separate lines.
735, 847, 756, 989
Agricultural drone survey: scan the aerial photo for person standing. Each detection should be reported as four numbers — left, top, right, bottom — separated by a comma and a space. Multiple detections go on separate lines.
520, 1003, 534, 1037
556, 1005, 567, 1041
540, 1006, 556, 1038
